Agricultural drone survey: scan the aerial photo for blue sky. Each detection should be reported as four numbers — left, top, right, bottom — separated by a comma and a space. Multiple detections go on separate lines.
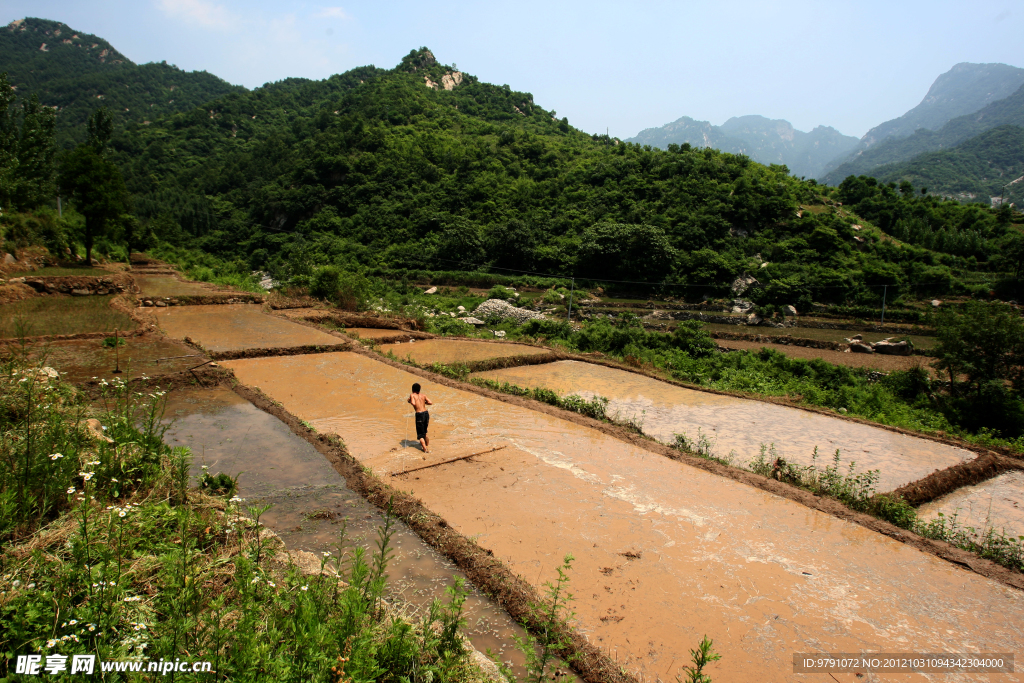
5, 0, 1024, 139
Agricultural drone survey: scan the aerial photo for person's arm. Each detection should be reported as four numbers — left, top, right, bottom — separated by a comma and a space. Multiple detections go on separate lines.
407, 394, 413, 405
425, 395, 433, 406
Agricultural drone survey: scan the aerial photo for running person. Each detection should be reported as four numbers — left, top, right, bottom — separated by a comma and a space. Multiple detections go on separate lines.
408, 383, 433, 453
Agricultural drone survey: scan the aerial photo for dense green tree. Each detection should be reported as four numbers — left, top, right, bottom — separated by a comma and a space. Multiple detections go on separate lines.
59, 121, 129, 264
933, 301, 1024, 394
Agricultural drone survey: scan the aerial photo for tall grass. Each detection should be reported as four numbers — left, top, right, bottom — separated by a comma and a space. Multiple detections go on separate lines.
0, 296, 136, 338
0, 356, 490, 681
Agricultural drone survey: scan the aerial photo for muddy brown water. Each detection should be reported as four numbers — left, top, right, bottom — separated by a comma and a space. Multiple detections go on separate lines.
160, 385, 529, 671
154, 304, 346, 352
222, 352, 1024, 682
29, 336, 201, 384
473, 360, 971, 493
918, 470, 1024, 540
379, 338, 551, 365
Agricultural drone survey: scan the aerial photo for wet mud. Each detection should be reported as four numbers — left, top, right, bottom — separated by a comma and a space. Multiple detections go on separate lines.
29, 336, 201, 384
222, 351, 1024, 682
161, 385, 530, 672
345, 327, 421, 340
154, 304, 346, 352
918, 470, 1024, 540
133, 274, 231, 298
473, 360, 971, 492
379, 338, 553, 365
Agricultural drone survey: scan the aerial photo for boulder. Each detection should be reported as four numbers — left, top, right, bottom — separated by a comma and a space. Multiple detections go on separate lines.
849, 342, 874, 354
8, 277, 25, 284
71, 288, 91, 296
782, 305, 798, 317
730, 274, 759, 296
873, 340, 911, 356
457, 305, 466, 312
24, 279, 46, 292
458, 317, 484, 326
731, 298, 753, 313
492, 330, 506, 338
3, 253, 15, 265
424, 286, 437, 295
143, 300, 153, 307
473, 298, 546, 325
746, 312, 762, 326
155, 300, 167, 307
931, 299, 942, 308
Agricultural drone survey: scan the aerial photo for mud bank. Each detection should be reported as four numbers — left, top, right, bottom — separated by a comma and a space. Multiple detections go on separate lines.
380, 338, 555, 367
222, 351, 1024, 682
918, 471, 1024, 540
154, 304, 346, 352
161, 384, 531, 670
473, 360, 971, 492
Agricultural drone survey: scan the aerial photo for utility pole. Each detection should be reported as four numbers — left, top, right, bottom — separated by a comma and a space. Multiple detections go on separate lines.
566, 277, 575, 322
880, 284, 887, 327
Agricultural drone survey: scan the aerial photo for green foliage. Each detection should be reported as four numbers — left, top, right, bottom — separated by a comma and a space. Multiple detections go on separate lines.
310, 265, 371, 310
508, 554, 578, 683
678, 635, 721, 683
0, 72, 58, 212
933, 300, 1024, 393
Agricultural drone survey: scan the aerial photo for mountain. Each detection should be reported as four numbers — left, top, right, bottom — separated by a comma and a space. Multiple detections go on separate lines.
871, 125, 1024, 205
0, 17, 244, 146
862, 63, 1024, 147
625, 114, 858, 178
821, 82, 1024, 185
819, 62, 1024, 182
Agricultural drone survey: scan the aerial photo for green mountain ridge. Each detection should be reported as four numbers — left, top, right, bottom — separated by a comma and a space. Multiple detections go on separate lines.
626, 114, 858, 178
821, 82, 1024, 186
1, 17, 244, 146
872, 125, 1024, 205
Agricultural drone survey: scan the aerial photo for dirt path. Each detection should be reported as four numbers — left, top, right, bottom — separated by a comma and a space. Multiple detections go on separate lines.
222, 351, 1024, 682
716, 337, 932, 371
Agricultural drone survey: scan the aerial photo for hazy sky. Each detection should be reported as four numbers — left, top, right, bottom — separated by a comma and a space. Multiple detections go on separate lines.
5, 0, 1024, 139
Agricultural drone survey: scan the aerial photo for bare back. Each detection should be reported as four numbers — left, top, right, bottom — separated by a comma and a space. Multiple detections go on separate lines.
408, 392, 432, 413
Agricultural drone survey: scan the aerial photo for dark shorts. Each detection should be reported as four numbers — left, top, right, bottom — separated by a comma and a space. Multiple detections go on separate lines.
415, 411, 430, 440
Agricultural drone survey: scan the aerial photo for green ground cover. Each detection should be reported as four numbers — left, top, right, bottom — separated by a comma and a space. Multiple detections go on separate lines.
7, 267, 113, 277
0, 296, 135, 338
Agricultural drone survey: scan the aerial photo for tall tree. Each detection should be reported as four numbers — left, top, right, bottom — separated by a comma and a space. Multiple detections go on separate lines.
13, 94, 57, 209
0, 72, 19, 211
59, 109, 128, 264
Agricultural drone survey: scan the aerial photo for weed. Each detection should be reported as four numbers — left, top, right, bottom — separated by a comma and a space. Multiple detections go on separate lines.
672, 429, 730, 465
678, 635, 721, 683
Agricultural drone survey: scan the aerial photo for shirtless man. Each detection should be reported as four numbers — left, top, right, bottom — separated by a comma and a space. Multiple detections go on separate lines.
408, 382, 434, 453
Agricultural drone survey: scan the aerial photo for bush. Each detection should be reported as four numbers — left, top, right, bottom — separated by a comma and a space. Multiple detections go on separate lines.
310, 266, 371, 310
486, 285, 516, 301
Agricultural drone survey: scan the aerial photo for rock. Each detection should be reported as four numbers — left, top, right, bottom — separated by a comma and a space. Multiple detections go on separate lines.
424, 286, 437, 295
24, 279, 46, 292
85, 418, 114, 443
849, 342, 874, 354
731, 298, 753, 313
730, 274, 759, 296
931, 299, 942, 308
746, 312, 762, 326
473, 298, 546, 325
457, 305, 466, 312
155, 300, 167, 307
71, 288, 91, 296
783, 305, 798, 317
873, 340, 911, 356
8, 277, 25, 284
2, 253, 15, 265
96, 289, 108, 296
143, 300, 153, 306
492, 330, 506, 338
458, 317, 484, 326
850, 334, 863, 341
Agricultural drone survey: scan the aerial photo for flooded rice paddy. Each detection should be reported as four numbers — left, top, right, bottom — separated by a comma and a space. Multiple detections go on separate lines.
473, 360, 972, 492
344, 327, 414, 339
918, 470, 1024, 541
222, 351, 1024, 681
31, 336, 200, 384
134, 274, 230, 298
701, 322, 937, 349
379, 338, 552, 365
0, 295, 135, 338
154, 304, 347, 352
160, 385, 530, 670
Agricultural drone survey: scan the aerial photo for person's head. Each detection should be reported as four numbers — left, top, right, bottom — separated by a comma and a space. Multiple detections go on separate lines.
412, 383, 421, 394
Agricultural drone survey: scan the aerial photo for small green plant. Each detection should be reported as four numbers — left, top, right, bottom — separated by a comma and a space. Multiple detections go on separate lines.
673, 430, 731, 466
509, 554, 579, 683
678, 635, 721, 683
101, 335, 126, 348
197, 467, 238, 496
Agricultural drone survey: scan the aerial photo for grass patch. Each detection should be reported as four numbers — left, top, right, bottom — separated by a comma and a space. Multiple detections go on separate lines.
0, 356, 493, 681
7, 267, 113, 277
0, 296, 135, 338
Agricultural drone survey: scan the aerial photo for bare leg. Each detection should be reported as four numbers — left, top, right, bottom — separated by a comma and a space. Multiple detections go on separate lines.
424, 435, 430, 453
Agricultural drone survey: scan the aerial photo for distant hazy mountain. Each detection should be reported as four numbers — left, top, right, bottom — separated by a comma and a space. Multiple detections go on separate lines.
822, 82, 1024, 185
872, 125, 1024, 205
626, 114, 858, 179
819, 62, 1024, 182
1, 17, 244, 145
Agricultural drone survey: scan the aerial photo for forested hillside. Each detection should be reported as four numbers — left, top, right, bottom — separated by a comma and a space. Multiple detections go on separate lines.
872, 125, 1024, 205
83, 47, 1015, 309
627, 114, 858, 179
821, 82, 1024, 185
1, 17, 243, 146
